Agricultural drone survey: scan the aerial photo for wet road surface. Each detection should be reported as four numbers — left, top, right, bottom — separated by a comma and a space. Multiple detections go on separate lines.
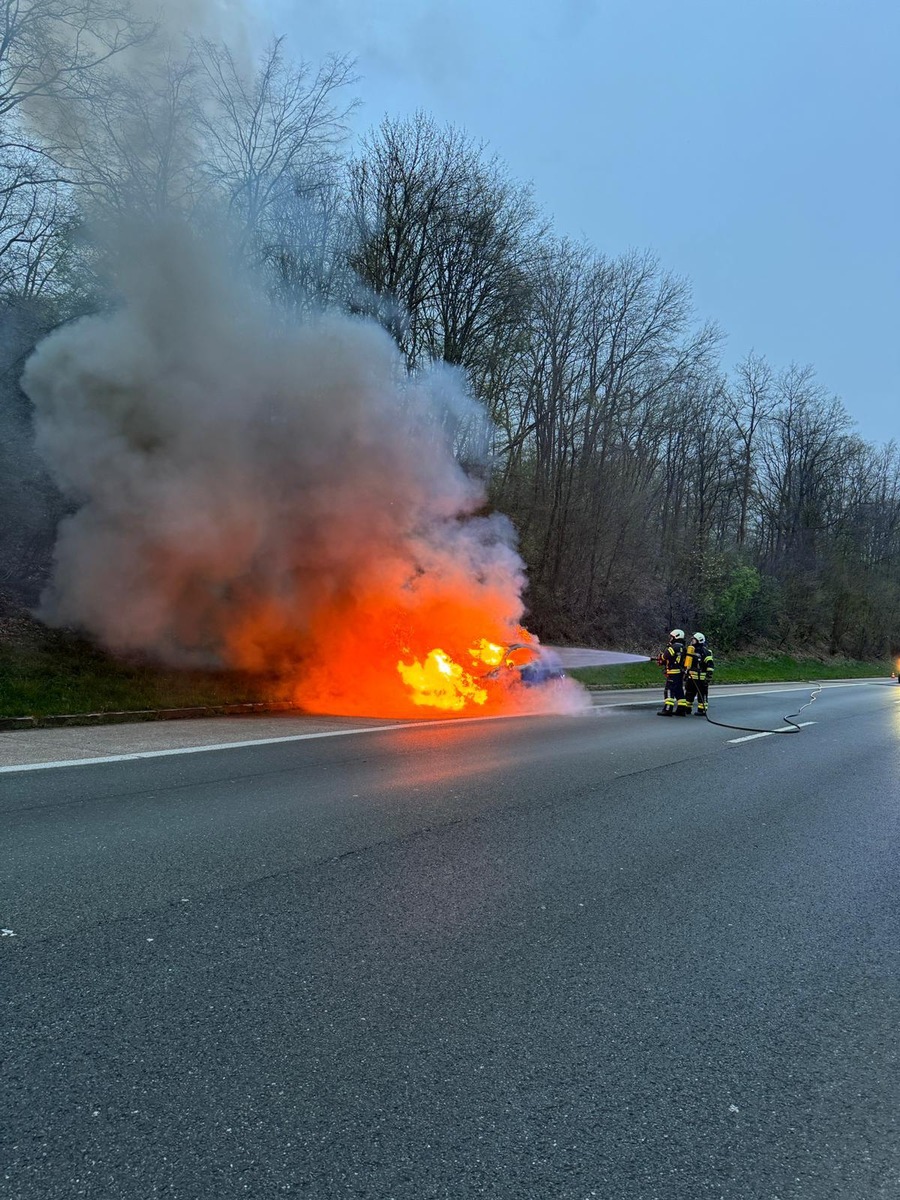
3, 681, 899, 1198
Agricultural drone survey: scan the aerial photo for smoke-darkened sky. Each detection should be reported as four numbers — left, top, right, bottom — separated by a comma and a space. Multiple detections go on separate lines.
262, 0, 900, 444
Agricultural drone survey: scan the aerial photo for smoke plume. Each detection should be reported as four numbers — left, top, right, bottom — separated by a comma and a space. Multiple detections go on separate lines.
23, 220, 585, 715
16, 2, 588, 717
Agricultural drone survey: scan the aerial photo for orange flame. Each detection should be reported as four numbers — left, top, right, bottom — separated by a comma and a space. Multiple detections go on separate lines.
470, 638, 506, 668
397, 647, 488, 711
225, 573, 578, 719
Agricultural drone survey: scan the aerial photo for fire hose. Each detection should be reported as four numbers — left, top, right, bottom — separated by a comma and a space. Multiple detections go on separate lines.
699, 681, 823, 734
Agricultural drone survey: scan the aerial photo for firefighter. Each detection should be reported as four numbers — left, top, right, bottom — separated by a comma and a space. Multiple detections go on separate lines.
656, 628, 687, 715
684, 632, 714, 715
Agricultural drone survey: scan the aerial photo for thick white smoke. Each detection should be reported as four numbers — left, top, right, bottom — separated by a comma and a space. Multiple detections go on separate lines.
17, 2, 589, 717
23, 220, 588, 714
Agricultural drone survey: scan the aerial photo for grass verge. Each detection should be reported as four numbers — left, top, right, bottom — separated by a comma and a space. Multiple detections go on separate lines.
569, 653, 893, 690
0, 618, 275, 718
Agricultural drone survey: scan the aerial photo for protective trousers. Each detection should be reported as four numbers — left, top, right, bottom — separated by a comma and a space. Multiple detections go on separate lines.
662, 672, 685, 714
685, 676, 709, 713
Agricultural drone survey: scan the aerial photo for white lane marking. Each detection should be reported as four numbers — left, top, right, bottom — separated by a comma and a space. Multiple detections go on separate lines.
0, 711, 549, 775
728, 721, 816, 744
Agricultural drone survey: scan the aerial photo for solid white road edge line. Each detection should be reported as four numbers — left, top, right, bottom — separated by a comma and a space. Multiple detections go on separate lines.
0, 711, 550, 775
728, 721, 816, 744
600, 680, 879, 707
0, 678, 879, 773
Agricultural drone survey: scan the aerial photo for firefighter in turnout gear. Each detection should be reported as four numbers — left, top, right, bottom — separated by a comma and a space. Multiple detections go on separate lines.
656, 629, 687, 715
684, 632, 714, 715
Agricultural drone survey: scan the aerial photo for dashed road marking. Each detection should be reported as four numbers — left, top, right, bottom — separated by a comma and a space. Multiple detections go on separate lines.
728, 721, 816, 744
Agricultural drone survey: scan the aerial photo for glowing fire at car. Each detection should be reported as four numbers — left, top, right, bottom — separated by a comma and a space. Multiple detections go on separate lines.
287, 596, 582, 719
470, 638, 506, 668
396, 636, 565, 712
397, 647, 489, 712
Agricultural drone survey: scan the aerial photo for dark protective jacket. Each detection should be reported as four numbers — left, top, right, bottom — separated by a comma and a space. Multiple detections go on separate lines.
686, 644, 714, 680
659, 640, 685, 676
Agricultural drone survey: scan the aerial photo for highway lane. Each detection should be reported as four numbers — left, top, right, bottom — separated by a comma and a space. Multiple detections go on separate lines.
3, 681, 899, 1198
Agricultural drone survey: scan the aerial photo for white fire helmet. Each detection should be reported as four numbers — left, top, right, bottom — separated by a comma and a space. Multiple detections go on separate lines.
669, 628, 685, 640
693, 632, 706, 644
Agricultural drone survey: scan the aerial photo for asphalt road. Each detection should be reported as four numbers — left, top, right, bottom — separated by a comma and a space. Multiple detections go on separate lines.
3, 682, 899, 1199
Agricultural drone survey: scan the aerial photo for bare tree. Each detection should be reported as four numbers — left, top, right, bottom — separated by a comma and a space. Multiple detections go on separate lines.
422, 154, 539, 374
348, 112, 465, 364
0, 0, 150, 121
0, 0, 151, 291
757, 365, 851, 567
260, 163, 354, 311
0, 135, 78, 295
194, 38, 356, 257
45, 47, 209, 218
724, 351, 774, 547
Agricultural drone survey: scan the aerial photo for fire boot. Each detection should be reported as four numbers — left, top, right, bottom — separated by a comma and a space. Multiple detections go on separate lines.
675, 699, 691, 716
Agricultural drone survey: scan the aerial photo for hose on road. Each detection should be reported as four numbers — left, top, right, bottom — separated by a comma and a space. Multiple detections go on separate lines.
700, 681, 823, 735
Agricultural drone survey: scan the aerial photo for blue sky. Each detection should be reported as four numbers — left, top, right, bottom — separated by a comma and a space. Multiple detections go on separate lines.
261, 0, 899, 443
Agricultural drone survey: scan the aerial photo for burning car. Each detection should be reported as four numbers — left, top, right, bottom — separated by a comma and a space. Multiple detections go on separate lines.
391, 637, 641, 716
393, 636, 566, 714
500, 642, 566, 686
